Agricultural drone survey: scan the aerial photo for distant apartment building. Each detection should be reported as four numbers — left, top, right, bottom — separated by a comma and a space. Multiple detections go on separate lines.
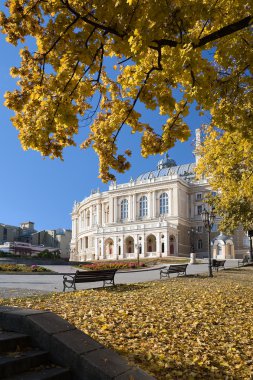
0, 241, 60, 256
31, 229, 72, 258
0, 222, 71, 258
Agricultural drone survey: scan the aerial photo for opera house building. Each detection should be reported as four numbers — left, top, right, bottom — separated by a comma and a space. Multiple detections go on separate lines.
70, 135, 249, 262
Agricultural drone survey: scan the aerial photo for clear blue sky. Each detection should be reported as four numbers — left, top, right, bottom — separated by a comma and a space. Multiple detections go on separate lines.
0, 26, 208, 232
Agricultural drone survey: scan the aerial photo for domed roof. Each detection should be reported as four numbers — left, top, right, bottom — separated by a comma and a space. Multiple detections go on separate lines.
136, 159, 196, 182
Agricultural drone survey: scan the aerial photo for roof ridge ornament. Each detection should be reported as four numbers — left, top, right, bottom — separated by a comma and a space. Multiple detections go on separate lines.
157, 153, 177, 170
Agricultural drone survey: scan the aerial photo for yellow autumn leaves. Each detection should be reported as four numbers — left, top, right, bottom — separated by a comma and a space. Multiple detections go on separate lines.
1, 267, 253, 379
0, 0, 252, 181
196, 126, 253, 232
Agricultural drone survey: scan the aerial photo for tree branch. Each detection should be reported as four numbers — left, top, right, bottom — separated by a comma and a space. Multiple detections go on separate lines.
60, 0, 125, 38
152, 15, 252, 50
23, 0, 42, 16
118, 56, 133, 65
195, 15, 252, 47
42, 16, 80, 57
85, 26, 96, 48
197, 0, 220, 39
113, 65, 161, 143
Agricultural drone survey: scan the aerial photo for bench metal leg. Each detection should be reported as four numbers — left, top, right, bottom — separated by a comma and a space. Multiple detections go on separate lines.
63, 281, 76, 292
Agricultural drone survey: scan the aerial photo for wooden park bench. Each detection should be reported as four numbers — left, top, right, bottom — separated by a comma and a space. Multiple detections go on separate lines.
160, 264, 188, 279
238, 256, 249, 267
211, 259, 226, 271
63, 269, 117, 292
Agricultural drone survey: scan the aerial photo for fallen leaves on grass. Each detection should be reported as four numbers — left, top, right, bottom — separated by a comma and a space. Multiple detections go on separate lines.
1, 268, 253, 379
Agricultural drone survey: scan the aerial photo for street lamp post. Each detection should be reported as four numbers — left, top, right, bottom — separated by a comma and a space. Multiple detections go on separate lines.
201, 208, 216, 277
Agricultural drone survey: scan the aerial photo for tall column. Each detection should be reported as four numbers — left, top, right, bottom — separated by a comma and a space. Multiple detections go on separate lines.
132, 194, 136, 221
75, 218, 78, 237
113, 198, 117, 223
156, 232, 161, 257
119, 237, 124, 259
89, 206, 92, 227
134, 235, 138, 258
173, 187, 178, 216
113, 237, 118, 259
152, 191, 156, 219
75, 217, 78, 237
98, 203, 102, 226
164, 231, 169, 257
149, 192, 153, 219
109, 197, 113, 223
101, 203, 105, 225
72, 219, 75, 238
95, 238, 99, 260
92, 205, 96, 225
129, 195, 133, 220
148, 192, 152, 218
83, 210, 86, 230
101, 238, 105, 259
169, 189, 172, 216
143, 234, 147, 257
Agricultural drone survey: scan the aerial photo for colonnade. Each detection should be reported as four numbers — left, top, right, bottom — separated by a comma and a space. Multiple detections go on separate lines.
74, 230, 178, 261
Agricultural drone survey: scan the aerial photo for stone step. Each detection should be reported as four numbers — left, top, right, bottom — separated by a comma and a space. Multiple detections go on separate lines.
0, 349, 49, 378
3, 366, 71, 380
0, 331, 31, 353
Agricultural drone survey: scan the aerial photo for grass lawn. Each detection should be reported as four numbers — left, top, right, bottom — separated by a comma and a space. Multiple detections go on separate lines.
1, 267, 253, 379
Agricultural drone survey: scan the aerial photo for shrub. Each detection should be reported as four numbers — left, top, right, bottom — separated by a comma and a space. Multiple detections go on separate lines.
37, 250, 60, 259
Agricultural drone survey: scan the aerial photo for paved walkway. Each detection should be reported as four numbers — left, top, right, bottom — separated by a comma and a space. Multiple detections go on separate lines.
0, 260, 240, 298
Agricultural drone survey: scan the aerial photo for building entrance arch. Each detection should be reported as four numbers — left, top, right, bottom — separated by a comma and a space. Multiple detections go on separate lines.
146, 234, 156, 256
104, 238, 114, 259
124, 236, 134, 257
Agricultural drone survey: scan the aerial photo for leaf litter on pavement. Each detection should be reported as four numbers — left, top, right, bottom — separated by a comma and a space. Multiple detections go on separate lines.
1, 267, 253, 379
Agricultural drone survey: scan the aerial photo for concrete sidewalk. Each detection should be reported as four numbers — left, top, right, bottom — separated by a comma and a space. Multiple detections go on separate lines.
0, 260, 241, 298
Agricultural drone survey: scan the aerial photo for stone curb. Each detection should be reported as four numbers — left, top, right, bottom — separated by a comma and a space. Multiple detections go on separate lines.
0, 266, 166, 275
0, 306, 155, 380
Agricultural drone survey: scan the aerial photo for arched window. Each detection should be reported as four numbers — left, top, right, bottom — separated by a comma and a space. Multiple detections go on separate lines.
139, 196, 148, 217
160, 193, 168, 214
121, 199, 128, 220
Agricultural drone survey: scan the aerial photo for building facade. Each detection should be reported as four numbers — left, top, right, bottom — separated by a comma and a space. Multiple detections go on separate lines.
0, 222, 71, 258
70, 148, 251, 262
0, 222, 36, 245
31, 229, 72, 258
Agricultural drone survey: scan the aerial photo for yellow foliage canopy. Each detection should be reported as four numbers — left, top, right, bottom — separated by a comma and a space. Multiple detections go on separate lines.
0, 0, 252, 181
196, 127, 253, 232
